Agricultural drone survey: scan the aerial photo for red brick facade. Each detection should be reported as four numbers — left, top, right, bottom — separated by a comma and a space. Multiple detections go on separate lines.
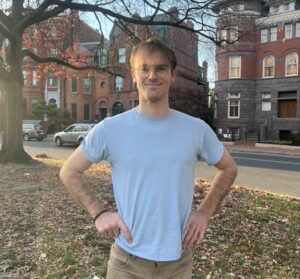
22, 8, 209, 125
213, 0, 300, 141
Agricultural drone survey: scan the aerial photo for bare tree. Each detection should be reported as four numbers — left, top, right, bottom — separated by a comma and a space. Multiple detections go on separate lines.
0, 0, 256, 163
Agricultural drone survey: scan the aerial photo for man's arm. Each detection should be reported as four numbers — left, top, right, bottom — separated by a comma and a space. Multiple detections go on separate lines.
60, 146, 132, 242
183, 148, 237, 248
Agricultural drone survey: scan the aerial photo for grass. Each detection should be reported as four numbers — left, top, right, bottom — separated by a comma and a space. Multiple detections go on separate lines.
0, 158, 299, 278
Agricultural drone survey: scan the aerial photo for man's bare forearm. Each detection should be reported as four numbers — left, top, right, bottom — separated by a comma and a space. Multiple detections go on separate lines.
198, 165, 237, 218
198, 149, 238, 219
60, 166, 105, 219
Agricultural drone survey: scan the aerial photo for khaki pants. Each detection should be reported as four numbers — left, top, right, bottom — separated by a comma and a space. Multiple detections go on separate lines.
106, 243, 192, 279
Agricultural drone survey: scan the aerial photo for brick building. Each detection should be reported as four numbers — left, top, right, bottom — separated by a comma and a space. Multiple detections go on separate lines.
22, 8, 209, 124
213, 0, 300, 141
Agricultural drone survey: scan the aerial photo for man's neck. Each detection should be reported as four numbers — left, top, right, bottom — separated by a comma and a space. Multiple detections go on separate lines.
137, 101, 171, 119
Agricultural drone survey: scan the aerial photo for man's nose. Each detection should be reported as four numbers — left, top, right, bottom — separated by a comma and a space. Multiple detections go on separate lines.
148, 69, 158, 79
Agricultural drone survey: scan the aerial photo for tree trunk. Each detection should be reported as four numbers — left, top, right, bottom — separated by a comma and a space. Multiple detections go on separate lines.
0, 80, 32, 163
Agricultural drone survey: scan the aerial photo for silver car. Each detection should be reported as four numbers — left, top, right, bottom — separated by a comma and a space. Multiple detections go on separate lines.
54, 123, 95, 146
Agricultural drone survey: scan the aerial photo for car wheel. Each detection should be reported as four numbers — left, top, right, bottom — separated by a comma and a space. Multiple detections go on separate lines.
23, 134, 30, 141
77, 138, 84, 145
55, 137, 63, 146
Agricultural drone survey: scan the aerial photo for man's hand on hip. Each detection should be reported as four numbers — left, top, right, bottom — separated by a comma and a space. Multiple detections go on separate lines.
95, 212, 132, 243
182, 210, 209, 249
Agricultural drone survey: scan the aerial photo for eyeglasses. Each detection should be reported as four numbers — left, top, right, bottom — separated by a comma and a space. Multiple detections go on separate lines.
135, 65, 170, 77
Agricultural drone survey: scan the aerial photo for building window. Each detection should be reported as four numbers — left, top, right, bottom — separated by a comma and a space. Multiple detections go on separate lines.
100, 81, 106, 88
32, 71, 38, 86
285, 52, 298, 76
50, 48, 57, 57
84, 104, 90, 121
230, 26, 238, 42
112, 102, 124, 116
285, 24, 293, 39
263, 55, 275, 78
99, 101, 107, 120
115, 76, 123, 91
71, 103, 77, 120
278, 91, 297, 118
261, 29, 268, 43
296, 22, 300, 37
83, 78, 91, 94
227, 93, 240, 119
71, 78, 77, 93
48, 76, 58, 87
220, 29, 227, 44
270, 27, 277, 41
229, 56, 241, 79
118, 48, 126, 63
262, 93, 271, 112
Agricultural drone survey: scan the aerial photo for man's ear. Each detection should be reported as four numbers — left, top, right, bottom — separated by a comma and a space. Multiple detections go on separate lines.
171, 69, 177, 82
131, 68, 136, 83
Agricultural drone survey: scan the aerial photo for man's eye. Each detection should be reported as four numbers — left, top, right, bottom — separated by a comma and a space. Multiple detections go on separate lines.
156, 66, 168, 72
141, 66, 149, 72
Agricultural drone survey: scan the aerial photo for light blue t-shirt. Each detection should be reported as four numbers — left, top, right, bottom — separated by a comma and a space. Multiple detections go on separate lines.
82, 108, 223, 261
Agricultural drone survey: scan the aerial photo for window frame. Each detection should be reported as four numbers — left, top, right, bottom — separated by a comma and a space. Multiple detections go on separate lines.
118, 48, 126, 63
115, 76, 123, 91
270, 27, 277, 42
296, 22, 300, 38
285, 52, 298, 76
229, 56, 241, 79
71, 78, 77, 94
83, 78, 91, 94
285, 23, 293, 39
261, 29, 268, 43
263, 55, 275, 78
227, 93, 240, 119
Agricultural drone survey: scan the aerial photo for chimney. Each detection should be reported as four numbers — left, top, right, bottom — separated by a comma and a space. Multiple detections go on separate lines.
168, 7, 178, 22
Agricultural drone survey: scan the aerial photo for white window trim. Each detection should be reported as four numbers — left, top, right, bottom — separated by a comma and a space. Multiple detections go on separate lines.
229, 56, 241, 79
285, 52, 298, 76
285, 24, 293, 39
115, 76, 123, 91
296, 22, 300, 38
270, 27, 277, 42
261, 29, 268, 43
262, 100, 271, 111
263, 55, 275, 78
71, 78, 77, 94
227, 93, 240, 119
230, 26, 238, 42
83, 78, 91, 94
228, 99, 240, 119
118, 48, 126, 63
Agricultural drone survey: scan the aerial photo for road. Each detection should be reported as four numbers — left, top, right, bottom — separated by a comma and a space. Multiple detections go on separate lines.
5, 138, 300, 198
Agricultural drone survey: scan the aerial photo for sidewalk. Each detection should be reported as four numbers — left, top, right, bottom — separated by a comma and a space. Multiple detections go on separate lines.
223, 141, 300, 156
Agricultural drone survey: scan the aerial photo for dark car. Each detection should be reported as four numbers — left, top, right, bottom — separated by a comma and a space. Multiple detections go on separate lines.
22, 123, 47, 141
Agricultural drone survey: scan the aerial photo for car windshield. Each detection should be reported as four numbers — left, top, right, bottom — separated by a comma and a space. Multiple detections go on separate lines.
34, 124, 43, 130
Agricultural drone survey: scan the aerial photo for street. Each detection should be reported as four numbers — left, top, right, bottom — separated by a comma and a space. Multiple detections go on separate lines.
2, 138, 300, 198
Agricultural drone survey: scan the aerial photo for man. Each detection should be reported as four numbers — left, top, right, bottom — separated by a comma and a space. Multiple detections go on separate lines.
60, 38, 237, 278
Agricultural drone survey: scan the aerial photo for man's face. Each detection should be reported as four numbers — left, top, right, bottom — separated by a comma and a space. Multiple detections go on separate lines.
131, 51, 176, 104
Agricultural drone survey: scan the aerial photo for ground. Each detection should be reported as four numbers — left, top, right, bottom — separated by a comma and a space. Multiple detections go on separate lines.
0, 157, 299, 278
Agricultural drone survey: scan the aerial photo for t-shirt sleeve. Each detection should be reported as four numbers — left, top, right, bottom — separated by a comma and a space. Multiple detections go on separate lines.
81, 120, 110, 163
198, 123, 224, 165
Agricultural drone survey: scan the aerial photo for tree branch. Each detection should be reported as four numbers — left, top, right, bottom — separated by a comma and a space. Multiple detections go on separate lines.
21, 48, 116, 75
49, 0, 219, 44
0, 10, 12, 40
19, 0, 71, 31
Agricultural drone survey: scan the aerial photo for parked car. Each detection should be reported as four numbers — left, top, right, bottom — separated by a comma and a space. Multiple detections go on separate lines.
53, 123, 95, 146
22, 123, 47, 141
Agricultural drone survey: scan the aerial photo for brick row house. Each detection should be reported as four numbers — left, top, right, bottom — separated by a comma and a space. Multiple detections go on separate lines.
213, 0, 300, 141
21, 7, 209, 125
